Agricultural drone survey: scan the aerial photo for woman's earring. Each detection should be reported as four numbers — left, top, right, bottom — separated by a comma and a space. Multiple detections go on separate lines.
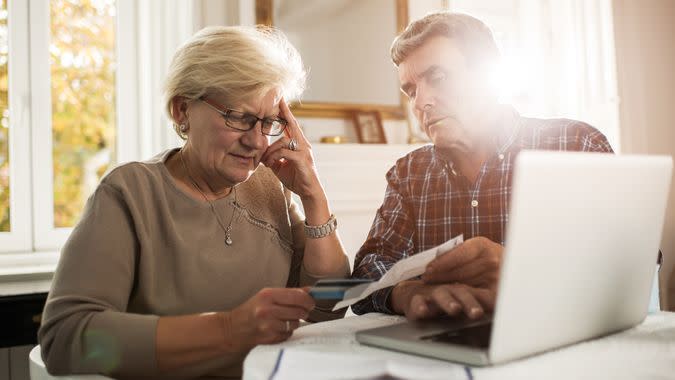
179, 124, 188, 133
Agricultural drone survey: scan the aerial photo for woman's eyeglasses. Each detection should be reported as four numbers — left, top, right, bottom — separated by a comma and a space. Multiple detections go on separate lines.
200, 98, 288, 136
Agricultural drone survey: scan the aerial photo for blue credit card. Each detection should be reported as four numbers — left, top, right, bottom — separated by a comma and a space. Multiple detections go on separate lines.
309, 278, 374, 300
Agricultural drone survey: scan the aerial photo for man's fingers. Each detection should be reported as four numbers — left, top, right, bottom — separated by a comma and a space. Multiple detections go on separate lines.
468, 287, 497, 312
407, 294, 442, 321
430, 286, 463, 316
425, 255, 499, 285
407, 294, 428, 321
448, 285, 485, 319
423, 257, 483, 284
401, 283, 493, 322
424, 239, 485, 279
424, 237, 502, 284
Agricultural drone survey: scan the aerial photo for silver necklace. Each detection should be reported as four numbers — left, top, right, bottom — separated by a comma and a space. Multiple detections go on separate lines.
179, 149, 237, 246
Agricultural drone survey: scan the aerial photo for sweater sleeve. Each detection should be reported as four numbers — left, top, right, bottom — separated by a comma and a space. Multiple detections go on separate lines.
38, 183, 159, 377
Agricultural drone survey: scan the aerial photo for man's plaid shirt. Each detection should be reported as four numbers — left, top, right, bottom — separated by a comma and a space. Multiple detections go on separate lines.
351, 107, 614, 314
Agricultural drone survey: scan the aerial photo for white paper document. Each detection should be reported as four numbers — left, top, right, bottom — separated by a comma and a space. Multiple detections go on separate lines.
270, 348, 466, 380
333, 235, 464, 311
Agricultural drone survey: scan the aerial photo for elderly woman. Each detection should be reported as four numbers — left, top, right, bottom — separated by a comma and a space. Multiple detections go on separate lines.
38, 26, 350, 379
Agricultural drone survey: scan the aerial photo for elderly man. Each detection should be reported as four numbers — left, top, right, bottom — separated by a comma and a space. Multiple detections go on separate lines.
351, 11, 613, 320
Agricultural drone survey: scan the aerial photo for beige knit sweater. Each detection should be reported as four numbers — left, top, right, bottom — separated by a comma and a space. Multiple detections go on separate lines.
38, 149, 349, 379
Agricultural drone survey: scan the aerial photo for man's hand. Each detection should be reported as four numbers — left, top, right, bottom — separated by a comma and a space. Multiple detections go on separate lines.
390, 280, 495, 321
422, 236, 503, 290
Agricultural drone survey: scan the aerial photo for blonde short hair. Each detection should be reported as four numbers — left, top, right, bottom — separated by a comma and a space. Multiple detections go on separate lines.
391, 12, 500, 69
164, 26, 306, 139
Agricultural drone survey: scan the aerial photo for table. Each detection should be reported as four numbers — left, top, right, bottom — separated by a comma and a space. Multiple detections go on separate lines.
243, 312, 675, 380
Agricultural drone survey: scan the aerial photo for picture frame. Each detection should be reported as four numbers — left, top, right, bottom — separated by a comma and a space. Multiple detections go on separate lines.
352, 111, 387, 144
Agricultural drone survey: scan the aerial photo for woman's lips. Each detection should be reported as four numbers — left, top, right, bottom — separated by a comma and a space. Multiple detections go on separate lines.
230, 153, 254, 165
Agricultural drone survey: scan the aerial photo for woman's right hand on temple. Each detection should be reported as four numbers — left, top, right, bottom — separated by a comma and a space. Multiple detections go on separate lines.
222, 287, 315, 352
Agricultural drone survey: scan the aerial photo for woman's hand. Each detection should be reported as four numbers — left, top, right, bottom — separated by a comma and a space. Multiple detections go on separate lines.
222, 287, 315, 352
261, 98, 324, 202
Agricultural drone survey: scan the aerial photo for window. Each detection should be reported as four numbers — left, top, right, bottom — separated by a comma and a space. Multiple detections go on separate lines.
30, 0, 119, 249
0, 0, 192, 256
1, 0, 31, 252
0, 0, 9, 233
0, 0, 135, 254
446, 0, 620, 149
49, 0, 117, 228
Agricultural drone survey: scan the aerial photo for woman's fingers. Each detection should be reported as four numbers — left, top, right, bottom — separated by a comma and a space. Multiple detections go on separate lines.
256, 319, 300, 345
261, 137, 289, 163
261, 135, 310, 167
263, 146, 303, 169
279, 98, 308, 143
254, 304, 310, 322
262, 288, 315, 311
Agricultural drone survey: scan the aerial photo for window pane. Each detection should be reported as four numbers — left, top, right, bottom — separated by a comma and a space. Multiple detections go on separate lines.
50, 0, 116, 227
0, 0, 9, 232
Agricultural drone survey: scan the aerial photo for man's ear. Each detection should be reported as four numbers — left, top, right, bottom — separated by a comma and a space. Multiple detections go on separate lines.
170, 96, 189, 124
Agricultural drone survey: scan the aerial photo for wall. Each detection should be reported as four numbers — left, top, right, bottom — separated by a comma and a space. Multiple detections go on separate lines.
194, 0, 433, 146
612, 0, 675, 310
276, 0, 400, 105
311, 144, 423, 264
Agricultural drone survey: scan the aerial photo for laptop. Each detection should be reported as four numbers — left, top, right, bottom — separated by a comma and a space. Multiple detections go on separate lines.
356, 150, 673, 366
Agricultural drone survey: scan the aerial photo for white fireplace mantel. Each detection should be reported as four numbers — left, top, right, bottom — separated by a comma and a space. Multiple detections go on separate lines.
309, 144, 426, 266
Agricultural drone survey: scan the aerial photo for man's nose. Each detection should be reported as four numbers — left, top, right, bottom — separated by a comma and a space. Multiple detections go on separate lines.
413, 86, 434, 113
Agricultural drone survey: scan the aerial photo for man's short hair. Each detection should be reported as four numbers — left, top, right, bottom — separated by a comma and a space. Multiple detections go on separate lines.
391, 11, 500, 70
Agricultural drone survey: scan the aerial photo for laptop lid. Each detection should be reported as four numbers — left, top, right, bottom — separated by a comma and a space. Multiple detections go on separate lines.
489, 151, 672, 363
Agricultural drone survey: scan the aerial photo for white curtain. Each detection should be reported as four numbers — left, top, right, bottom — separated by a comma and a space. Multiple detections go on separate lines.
446, 0, 621, 150
118, 0, 197, 161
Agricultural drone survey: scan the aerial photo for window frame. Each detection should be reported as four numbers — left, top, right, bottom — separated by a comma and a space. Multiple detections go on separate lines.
0, 0, 32, 253
446, 0, 621, 150
31, 0, 137, 250
1, 0, 194, 261
0, 0, 140, 254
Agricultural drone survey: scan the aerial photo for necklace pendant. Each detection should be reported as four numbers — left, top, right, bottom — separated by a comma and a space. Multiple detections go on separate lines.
225, 234, 233, 246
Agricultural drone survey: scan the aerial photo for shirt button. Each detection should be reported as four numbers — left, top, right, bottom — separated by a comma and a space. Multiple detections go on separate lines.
498, 154, 505, 160
471, 200, 478, 207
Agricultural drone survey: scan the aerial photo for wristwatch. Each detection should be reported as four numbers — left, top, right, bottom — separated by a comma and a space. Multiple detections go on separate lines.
304, 214, 338, 239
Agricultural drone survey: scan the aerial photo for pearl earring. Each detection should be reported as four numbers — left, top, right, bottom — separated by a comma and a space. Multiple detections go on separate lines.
179, 124, 188, 133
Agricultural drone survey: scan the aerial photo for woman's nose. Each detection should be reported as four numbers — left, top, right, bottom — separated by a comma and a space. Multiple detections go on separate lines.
240, 121, 268, 149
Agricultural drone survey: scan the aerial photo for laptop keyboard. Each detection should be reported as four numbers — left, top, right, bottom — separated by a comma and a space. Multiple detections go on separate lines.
421, 321, 492, 349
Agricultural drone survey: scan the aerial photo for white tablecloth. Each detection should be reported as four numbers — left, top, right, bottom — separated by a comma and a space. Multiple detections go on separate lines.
244, 312, 675, 380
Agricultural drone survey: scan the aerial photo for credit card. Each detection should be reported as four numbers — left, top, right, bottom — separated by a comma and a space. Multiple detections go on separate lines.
308, 278, 374, 300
